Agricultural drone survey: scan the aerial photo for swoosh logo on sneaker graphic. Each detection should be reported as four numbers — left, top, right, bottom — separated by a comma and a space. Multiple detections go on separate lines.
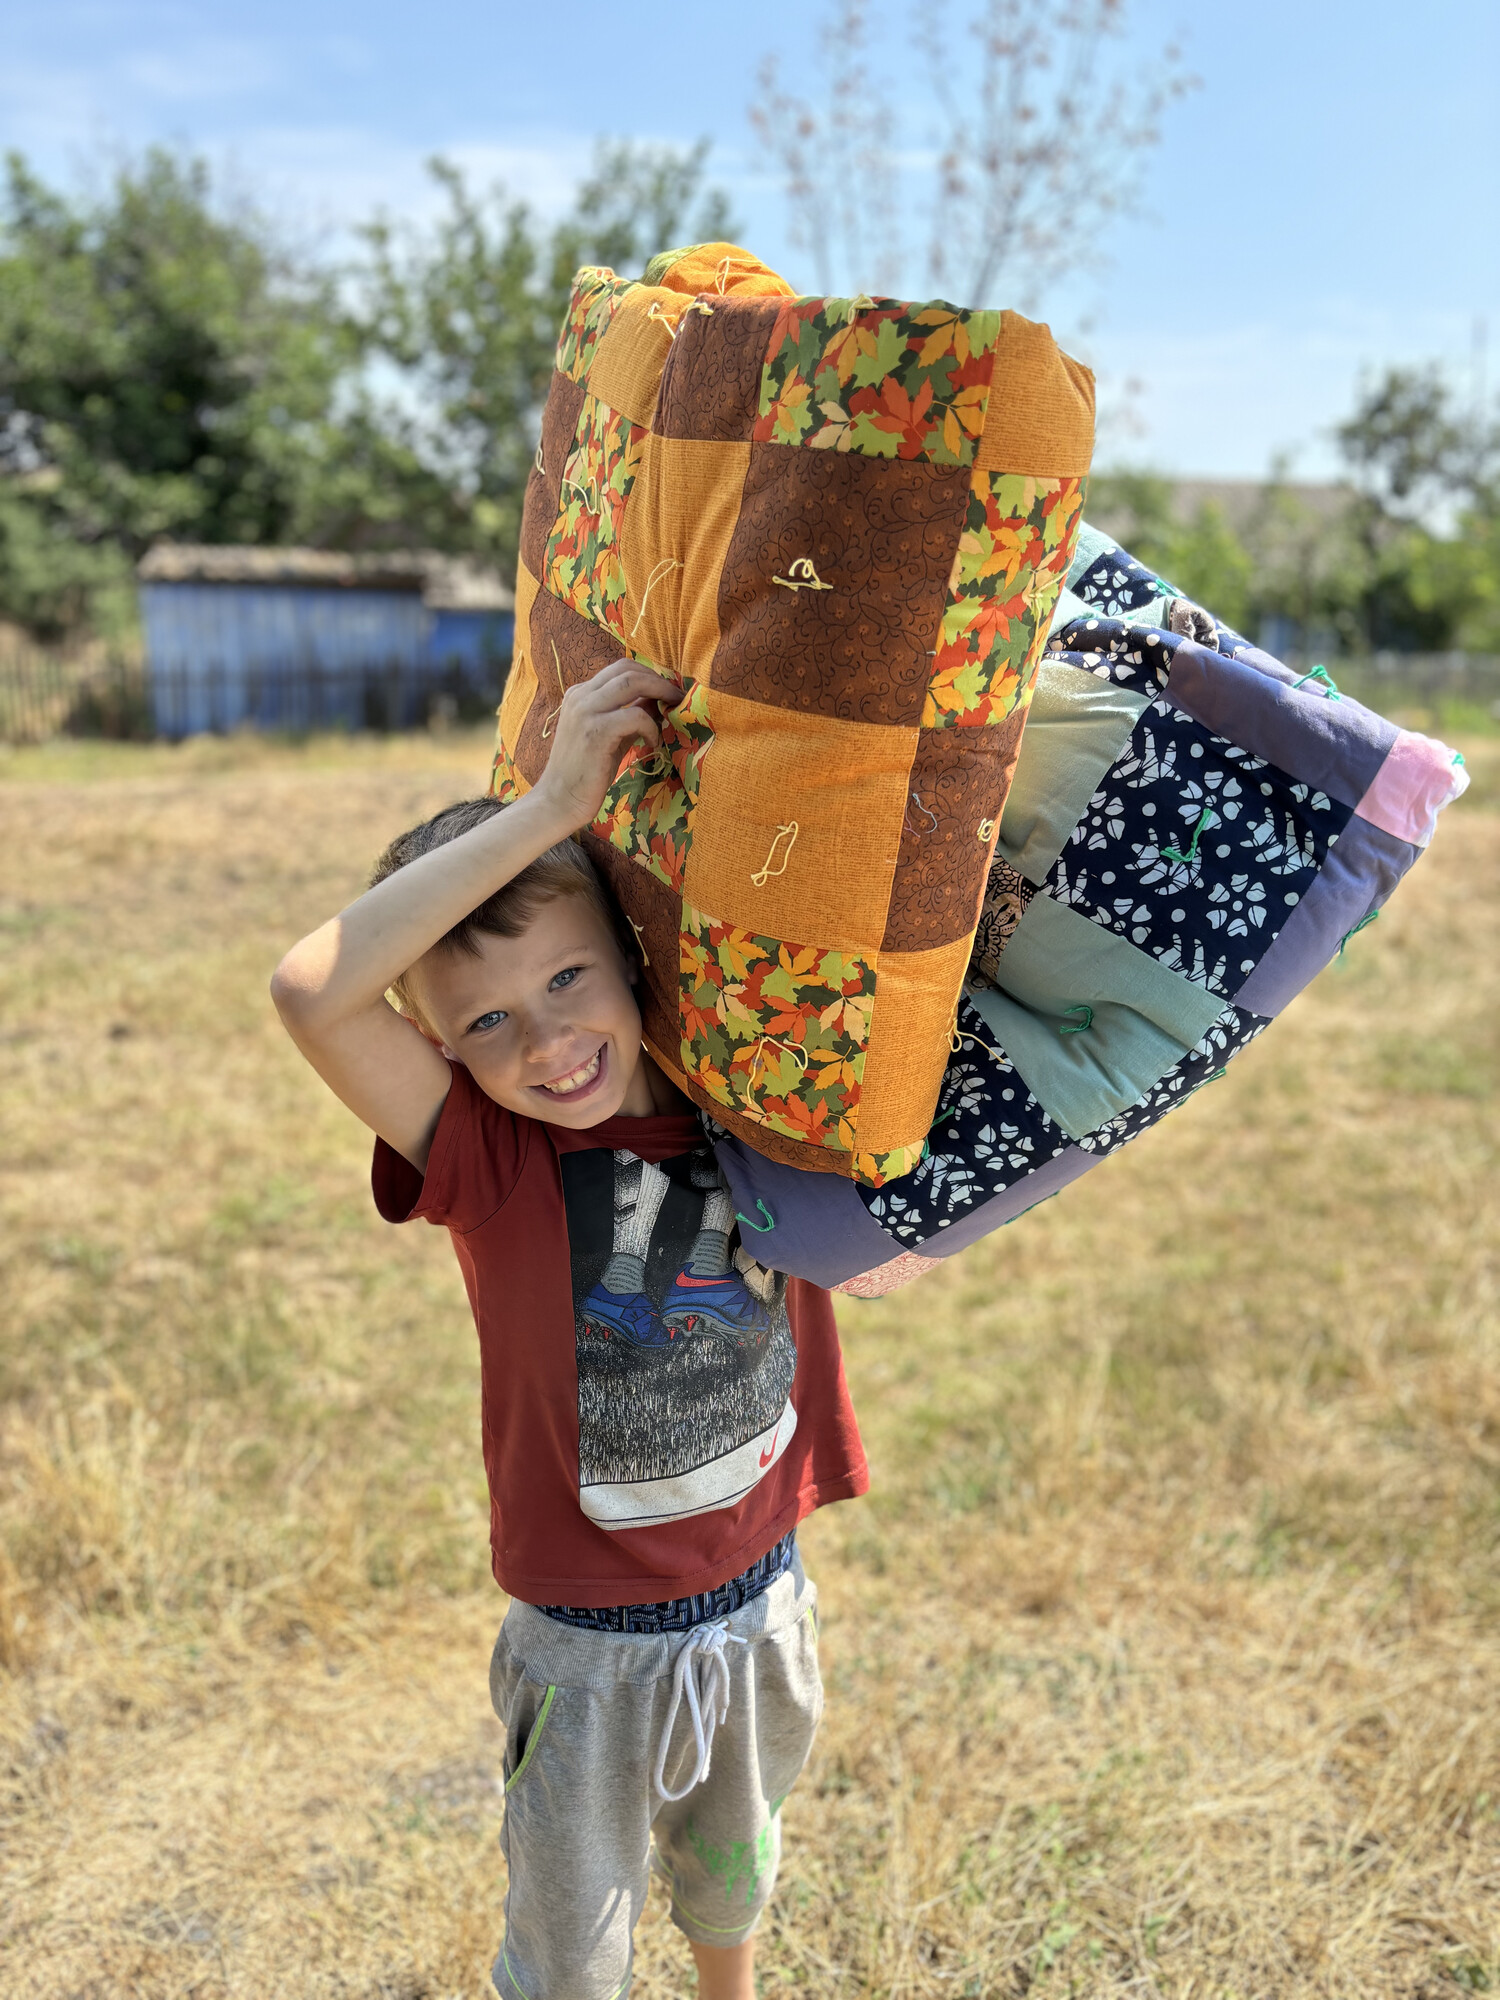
671, 1270, 736, 1290
759, 1417, 782, 1467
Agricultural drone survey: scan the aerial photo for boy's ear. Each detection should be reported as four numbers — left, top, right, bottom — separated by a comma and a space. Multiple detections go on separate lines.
394, 996, 449, 1055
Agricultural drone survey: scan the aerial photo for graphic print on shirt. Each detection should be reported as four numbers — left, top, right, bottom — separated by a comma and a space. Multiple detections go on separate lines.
560, 1144, 797, 1531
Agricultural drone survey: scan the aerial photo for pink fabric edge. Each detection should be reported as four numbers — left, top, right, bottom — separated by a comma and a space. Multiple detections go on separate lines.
833, 1249, 945, 1299
1354, 729, 1469, 848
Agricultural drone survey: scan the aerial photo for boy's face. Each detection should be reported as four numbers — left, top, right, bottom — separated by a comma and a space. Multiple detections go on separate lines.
405, 892, 653, 1125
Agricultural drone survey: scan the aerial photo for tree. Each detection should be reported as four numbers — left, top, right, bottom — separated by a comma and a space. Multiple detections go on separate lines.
1335, 366, 1500, 652
751, 0, 1196, 302
357, 141, 736, 579
1334, 366, 1474, 523
0, 139, 735, 638
0, 148, 455, 636
1086, 472, 1255, 633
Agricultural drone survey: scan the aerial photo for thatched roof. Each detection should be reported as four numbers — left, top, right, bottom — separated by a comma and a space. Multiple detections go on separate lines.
137, 544, 514, 611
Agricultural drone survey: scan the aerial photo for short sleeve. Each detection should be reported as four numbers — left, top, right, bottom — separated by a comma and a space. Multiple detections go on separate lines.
371, 1062, 530, 1233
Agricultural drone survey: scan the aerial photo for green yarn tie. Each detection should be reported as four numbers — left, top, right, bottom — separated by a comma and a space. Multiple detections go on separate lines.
1162, 807, 1214, 867
736, 1198, 776, 1233
1059, 1004, 1094, 1036
1291, 663, 1342, 701
1337, 909, 1379, 958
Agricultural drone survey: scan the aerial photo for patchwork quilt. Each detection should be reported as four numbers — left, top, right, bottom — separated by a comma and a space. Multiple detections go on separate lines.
704, 524, 1470, 1294
491, 241, 1095, 1183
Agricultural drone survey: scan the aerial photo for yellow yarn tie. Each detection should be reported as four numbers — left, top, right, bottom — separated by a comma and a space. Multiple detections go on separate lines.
540, 636, 567, 736
741, 1034, 809, 1125
771, 558, 832, 593
951, 1025, 1006, 1062
629, 556, 682, 638
750, 822, 799, 885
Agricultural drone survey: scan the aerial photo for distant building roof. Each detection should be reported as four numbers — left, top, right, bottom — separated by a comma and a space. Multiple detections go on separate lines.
137, 543, 514, 612
1161, 478, 1355, 532
1089, 477, 1356, 545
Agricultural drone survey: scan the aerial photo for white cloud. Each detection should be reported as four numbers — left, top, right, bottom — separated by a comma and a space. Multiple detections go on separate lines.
119, 39, 281, 102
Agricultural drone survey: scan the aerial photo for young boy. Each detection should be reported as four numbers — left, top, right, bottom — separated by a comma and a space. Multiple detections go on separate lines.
271, 659, 869, 2000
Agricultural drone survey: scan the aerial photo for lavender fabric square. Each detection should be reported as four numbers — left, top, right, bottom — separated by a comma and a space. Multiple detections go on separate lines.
1164, 642, 1396, 809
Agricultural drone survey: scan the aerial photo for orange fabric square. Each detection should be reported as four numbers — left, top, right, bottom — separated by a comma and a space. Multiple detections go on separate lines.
854, 934, 978, 1155
646, 241, 797, 300
616, 434, 751, 680
585, 291, 677, 428
974, 311, 1095, 477
683, 690, 917, 952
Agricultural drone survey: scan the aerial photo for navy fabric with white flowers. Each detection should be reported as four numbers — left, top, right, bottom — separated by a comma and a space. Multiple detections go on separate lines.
1045, 618, 1178, 698
1071, 543, 1167, 617
1040, 698, 1353, 999
1068, 541, 1251, 657
857, 994, 1072, 1246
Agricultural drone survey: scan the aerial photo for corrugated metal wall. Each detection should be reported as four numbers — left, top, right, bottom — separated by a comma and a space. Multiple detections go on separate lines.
428, 607, 515, 669
142, 583, 430, 735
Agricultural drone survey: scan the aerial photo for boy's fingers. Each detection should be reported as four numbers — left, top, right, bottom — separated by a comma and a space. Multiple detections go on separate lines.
579, 661, 682, 706
604, 705, 661, 749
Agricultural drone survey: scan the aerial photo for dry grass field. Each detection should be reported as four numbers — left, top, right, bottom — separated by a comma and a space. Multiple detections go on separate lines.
2, 714, 1498, 2000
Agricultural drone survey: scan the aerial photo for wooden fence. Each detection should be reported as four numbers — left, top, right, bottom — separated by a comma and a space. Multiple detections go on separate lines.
0, 637, 151, 746
1, 634, 1495, 748
0, 634, 507, 745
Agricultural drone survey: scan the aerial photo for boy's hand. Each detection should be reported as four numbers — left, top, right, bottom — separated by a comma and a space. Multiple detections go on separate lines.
534, 660, 682, 833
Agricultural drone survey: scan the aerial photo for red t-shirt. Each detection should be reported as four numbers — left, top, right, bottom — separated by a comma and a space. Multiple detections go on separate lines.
373, 1062, 868, 1606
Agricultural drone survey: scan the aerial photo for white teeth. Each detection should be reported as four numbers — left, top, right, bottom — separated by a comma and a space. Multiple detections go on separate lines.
542, 1049, 602, 1095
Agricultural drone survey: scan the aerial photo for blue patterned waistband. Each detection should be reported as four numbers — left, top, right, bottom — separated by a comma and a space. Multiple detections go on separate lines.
534, 1531, 796, 1634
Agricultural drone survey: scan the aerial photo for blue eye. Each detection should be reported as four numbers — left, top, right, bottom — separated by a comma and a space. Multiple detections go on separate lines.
468, 1010, 506, 1034
550, 966, 581, 990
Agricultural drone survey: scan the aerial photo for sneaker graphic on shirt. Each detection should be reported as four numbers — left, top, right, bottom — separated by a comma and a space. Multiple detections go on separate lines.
661, 1268, 768, 1344
580, 1283, 674, 1347
566, 1145, 800, 1529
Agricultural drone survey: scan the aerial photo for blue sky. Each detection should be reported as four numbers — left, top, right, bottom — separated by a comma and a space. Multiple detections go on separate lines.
5, 0, 1497, 479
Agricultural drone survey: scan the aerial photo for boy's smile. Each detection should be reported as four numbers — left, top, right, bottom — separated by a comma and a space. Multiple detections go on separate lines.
539, 1045, 606, 1100
403, 892, 666, 1125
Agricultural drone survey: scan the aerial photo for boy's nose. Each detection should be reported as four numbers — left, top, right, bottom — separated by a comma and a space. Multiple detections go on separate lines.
521, 1015, 580, 1067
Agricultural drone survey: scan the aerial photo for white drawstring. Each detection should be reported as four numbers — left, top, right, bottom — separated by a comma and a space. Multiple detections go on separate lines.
652, 1621, 747, 1803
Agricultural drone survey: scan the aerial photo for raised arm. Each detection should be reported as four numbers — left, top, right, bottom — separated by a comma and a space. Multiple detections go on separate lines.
270, 660, 680, 1170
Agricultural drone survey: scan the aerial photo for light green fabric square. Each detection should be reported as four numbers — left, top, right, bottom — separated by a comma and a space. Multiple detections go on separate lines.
1046, 583, 1094, 634
1067, 522, 1118, 581
965, 892, 1225, 1141
998, 663, 1148, 885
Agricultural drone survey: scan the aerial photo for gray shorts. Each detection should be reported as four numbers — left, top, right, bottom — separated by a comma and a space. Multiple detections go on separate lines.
489, 1552, 822, 2000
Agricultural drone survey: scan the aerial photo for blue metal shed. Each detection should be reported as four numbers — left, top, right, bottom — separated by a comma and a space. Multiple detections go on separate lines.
138, 546, 514, 737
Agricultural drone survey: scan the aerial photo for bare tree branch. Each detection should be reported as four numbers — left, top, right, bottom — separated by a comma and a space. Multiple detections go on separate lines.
750, 0, 903, 293
752, 0, 1196, 305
